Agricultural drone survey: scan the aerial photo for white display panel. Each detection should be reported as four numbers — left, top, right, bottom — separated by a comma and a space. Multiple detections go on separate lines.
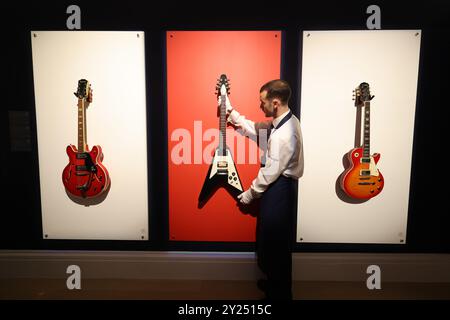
297, 30, 421, 244
32, 31, 149, 240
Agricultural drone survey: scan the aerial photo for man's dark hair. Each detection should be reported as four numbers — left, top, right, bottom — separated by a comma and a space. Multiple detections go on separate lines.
260, 79, 291, 105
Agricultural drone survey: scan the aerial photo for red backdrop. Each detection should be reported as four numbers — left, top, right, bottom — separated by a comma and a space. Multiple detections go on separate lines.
167, 31, 281, 241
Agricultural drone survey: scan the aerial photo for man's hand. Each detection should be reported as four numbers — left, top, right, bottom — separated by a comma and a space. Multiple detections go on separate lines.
238, 188, 254, 205
218, 95, 233, 114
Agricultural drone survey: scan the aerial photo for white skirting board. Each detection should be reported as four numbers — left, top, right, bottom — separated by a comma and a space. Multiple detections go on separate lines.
1, 251, 449, 283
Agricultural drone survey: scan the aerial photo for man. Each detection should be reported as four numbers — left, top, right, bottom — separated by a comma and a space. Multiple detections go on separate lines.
221, 79, 303, 299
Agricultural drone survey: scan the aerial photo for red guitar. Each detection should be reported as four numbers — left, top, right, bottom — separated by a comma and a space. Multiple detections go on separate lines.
62, 79, 110, 199
340, 82, 384, 199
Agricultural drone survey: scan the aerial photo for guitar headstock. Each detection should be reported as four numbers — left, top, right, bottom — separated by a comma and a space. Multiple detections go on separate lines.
215, 74, 230, 97
74, 79, 93, 103
353, 82, 374, 107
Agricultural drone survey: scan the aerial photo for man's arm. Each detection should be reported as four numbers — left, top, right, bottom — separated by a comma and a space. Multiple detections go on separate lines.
238, 135, 297, 204
228, 109, 271, 139
219, 95, 271, 139
250, 136, 297, 196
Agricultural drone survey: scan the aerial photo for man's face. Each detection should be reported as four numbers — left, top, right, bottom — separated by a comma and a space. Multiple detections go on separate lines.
259, 90, 275, 117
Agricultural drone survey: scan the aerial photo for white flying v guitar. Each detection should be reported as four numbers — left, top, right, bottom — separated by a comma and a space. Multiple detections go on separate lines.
198, 74, 243, 205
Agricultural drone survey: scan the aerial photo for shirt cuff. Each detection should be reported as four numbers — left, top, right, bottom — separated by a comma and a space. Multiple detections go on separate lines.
250, 185, 263, 198
228, 109, 241, 123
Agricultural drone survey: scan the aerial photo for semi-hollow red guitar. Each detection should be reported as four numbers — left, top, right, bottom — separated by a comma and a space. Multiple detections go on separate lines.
340, 82, 384, 199
62, 79, 110, 199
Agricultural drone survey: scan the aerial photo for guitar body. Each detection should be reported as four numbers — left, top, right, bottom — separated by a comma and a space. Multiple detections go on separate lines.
340, 147, 384, 199
62, 144, 110, 198
63, 79, 110, 200
199, 147, 243, 203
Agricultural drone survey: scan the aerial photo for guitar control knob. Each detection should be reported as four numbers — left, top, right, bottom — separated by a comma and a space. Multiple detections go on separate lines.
233, 177, 237, 181
232, 172, 236, 176
229, 176, 232, 180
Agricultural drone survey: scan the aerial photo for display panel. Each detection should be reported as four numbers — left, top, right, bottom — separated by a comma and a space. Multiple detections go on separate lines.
32, 31, 149, 240
297, 30, 421, 244
167, 31, 281, 241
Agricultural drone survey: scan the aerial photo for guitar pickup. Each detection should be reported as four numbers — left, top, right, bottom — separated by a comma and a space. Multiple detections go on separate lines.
76, 165, 97, 173
217, 161, 228, 168
76, 153, 88, 159
360, 170, 371, 176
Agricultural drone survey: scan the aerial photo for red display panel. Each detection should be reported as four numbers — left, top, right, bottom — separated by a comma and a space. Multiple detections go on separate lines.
167, 31, 281, 241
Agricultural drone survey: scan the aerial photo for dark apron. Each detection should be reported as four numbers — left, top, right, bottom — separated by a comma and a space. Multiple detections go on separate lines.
255, 111, 297, 298
256, 175, 296, 287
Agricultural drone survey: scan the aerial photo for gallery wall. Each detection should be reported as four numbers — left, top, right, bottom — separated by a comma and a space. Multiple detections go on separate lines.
2, 0, 449, 252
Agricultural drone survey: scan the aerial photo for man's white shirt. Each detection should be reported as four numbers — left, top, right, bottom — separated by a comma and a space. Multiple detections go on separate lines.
228, 108, 304, 197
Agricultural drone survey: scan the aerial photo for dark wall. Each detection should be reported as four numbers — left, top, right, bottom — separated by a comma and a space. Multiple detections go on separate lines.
2, 0, 449, 252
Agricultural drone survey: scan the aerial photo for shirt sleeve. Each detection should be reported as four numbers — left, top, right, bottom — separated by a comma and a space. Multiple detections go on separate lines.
250, 135, 297, 196
228, 109, 271, 139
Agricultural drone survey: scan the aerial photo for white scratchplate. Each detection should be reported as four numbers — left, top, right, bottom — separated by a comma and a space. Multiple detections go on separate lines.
210, 148, 243, 191
369, 156, 380, 176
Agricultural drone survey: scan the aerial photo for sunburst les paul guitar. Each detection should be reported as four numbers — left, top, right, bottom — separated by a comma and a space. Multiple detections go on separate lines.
340, 82, 384, 199
198, 74, 243, 204
62, 79, 110, 199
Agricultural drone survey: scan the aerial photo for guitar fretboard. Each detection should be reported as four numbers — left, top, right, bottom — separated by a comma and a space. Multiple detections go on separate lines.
219, 93, 227, 156
362, 101, 370, 158
77, 99, 87, 152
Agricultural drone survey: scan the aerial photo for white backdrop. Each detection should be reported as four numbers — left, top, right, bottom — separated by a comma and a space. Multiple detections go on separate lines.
32, 31, 149, 240
297, 30, 421, 244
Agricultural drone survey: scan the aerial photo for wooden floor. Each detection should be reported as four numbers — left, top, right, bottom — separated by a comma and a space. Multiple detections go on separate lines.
1, 279, 450, 300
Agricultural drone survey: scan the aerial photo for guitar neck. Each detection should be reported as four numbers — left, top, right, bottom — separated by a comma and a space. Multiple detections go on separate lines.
77, 99, 88, 152
362, 101, 370, 158
219, 93, 227, 156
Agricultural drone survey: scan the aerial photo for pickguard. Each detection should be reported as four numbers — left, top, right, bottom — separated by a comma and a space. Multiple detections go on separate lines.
210, 148, 243, 191
360, 156, 379, 176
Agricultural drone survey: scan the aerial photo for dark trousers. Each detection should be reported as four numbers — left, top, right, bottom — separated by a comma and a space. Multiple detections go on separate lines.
256, 175, 296, 299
